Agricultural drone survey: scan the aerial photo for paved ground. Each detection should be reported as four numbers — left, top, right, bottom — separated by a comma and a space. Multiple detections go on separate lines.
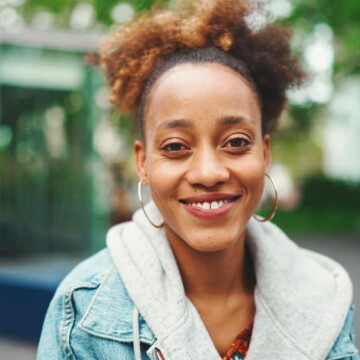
0, 338, 36, 360
1, 234, 359, 358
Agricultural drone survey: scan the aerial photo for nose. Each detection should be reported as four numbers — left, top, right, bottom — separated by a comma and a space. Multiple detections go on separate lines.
185, 145, 230, 187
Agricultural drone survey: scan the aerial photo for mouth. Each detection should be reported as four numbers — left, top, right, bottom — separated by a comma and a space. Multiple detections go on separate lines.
179, 195, 240, 211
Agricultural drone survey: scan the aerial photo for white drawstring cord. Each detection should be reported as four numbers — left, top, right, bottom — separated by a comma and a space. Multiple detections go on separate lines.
133, 306, 142, 360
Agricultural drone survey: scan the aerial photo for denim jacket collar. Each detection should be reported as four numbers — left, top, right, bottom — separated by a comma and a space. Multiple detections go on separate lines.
78, 265, 155, 346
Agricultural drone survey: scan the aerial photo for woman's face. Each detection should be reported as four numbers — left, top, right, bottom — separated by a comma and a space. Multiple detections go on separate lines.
134, 62, 270, 253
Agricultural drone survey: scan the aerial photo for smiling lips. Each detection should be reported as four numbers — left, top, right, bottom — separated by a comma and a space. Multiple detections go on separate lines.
179, 194, 240, 217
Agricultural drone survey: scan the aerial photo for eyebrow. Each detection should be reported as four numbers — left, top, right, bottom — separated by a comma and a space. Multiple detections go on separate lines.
157, 119, 194, 130
157, 115, 254, 130
216, 116, 255, 127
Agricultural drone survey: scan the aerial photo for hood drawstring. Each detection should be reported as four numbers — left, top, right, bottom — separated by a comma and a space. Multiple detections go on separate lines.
133, 306, 142, 360
155, 348, 165, 360
133, 305, 167, 360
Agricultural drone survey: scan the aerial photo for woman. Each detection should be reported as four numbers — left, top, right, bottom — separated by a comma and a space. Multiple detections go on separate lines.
37, 0, 359, 359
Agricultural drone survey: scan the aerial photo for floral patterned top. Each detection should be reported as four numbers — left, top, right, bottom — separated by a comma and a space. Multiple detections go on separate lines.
154, 323, 253, 360
222, 323, 253, 360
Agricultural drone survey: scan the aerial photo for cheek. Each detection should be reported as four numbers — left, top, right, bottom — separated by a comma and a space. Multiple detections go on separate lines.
147, 161, 183, 199
238, 157, 266, 197
149, 176, 170, 199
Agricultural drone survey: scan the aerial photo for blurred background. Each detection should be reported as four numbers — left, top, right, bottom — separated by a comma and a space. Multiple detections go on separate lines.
0, 0, 359, 358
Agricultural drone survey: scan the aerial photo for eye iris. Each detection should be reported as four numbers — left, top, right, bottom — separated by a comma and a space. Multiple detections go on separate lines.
169, 143, 182, 151
230, 138, 243, 147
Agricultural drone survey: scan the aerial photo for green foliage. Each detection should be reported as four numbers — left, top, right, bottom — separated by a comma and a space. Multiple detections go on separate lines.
93, 0, 118, 24
272, 208, 360, 236
21, 0, 170, 27
23, 0, 71, 13
271, 174, 360, 236
287, 0, 360, 77
301, 175, 360, 211
287, 104, 321, 134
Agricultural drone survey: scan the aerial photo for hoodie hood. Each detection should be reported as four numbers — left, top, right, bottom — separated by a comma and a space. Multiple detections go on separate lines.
107, 201, 353, 360
245, 220, 353, 360
107, 202, 219, 359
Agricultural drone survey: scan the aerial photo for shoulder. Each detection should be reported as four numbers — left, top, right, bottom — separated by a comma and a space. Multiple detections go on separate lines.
246, 220, 356, 359
37, 248, 138, 360
49, 247, 133, 325
55, 248, 114, 293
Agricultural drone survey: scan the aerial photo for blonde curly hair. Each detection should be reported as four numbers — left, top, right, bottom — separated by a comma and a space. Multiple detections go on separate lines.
97, 0, 304, 135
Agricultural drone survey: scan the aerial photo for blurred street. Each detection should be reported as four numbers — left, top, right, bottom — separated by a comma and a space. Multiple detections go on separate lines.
0, 338, 36, 360
0, 234, 359, 359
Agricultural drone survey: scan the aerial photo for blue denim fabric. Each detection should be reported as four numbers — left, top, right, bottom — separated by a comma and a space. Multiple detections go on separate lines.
37, 248, 360, 360
326, 305, 360, 360
37, 249, 155, 360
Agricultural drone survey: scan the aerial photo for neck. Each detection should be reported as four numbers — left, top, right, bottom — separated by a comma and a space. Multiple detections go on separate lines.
165, 228, 256, 354
167, 232, 255, 304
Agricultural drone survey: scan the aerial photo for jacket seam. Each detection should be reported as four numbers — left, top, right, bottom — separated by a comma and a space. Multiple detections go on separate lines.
61, 287, 76, 360
78, 265, 114, 330
59, 266, 113, 359
77, 326, 154, 345
78, 264, 155, 344
328, 350, 359, 360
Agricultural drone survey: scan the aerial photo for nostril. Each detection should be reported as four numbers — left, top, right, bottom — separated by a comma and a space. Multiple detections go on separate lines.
186, 165, 230, 187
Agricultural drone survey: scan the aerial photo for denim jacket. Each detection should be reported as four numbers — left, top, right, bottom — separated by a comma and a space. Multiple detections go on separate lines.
37, 248, 359, 360
38, 213, 360, 360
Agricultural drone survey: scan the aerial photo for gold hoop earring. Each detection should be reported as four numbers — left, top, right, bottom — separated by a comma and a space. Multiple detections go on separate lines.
253, 173, 279, 223
137, 179, 164, 228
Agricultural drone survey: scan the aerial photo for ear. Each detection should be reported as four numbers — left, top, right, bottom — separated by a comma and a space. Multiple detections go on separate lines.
133, 140, 147, 180
263, 134, 271, 169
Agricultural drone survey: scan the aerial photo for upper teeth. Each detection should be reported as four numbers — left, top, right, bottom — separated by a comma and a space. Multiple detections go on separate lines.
189, 200, 229, 210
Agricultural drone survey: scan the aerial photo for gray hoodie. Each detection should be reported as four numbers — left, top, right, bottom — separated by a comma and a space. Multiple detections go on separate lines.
106, 201, 359, 360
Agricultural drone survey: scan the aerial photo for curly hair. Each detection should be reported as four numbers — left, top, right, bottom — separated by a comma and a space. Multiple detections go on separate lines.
98, 0, 305, 136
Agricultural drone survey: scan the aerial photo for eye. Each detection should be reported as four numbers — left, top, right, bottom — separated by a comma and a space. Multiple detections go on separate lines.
161, 142, 187, 152
160, 137, 191, 158
224, 136, 251, 148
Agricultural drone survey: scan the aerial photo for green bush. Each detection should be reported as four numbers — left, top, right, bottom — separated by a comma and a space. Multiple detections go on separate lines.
272, 209, 360, 236
301, 175, 360, 211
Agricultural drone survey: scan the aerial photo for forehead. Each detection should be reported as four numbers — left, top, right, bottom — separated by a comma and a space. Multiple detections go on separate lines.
144, 62, 261, 132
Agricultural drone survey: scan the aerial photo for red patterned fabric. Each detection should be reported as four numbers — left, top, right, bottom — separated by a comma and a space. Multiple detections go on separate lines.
222, 323, 253, 360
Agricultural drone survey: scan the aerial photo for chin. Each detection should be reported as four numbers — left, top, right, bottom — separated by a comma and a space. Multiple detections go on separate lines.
185, 232, 243, 253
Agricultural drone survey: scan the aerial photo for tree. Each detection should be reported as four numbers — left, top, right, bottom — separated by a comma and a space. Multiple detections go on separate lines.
288, 0, 360, 78
6, 0, 170, 29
